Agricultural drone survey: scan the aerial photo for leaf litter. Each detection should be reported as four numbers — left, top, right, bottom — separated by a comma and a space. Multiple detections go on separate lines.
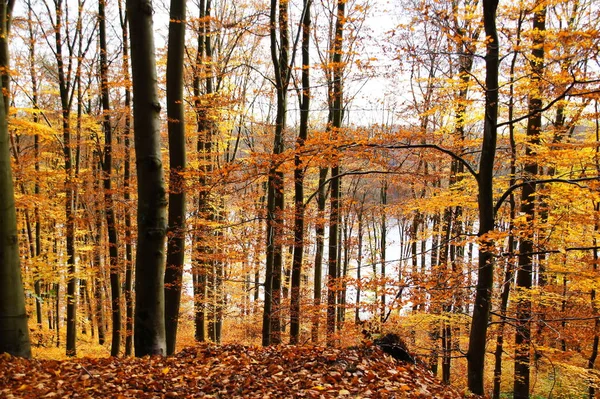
0, 343, 467, 398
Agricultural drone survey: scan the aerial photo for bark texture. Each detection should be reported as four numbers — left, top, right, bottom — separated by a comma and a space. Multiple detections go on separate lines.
127, 0, 168, 356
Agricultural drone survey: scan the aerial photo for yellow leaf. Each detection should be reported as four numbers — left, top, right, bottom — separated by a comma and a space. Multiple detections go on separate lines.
162, 367, 170, 374
311, 385, 326, 391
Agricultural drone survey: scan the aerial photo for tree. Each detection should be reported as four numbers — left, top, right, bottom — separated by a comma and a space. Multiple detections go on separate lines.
0, 0, 31, 358
326, 0, 345, 345
127, 0, 168, 357
467, 0, 499, 394
262, 0, 290, 346
289, 0, 311, 345
164, 0, 187, 356
99, 0, 122, 357
513, 4, 546, 398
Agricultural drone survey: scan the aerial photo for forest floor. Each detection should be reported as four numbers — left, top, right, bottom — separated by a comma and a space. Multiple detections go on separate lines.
0, 343, 469, 398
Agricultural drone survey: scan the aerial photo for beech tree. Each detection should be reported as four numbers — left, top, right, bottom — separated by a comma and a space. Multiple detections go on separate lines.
127, 0, 168, 356
164, 0, 187, 356
467, 0, 499, 393
0, 0, 31, 358
99, 0, 121, 357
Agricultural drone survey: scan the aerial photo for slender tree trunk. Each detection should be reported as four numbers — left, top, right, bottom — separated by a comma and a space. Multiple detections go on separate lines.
326, 0, 345, 346
491, 12, 522, 397
467, 0, 499, 394
93, 207, 106, 345
26, 0, 43, 329
193, 0, 215, 343
164, 0, 187, 356
514, 7, 545, 398
589, 105, 600, 399
52, 0, 77, 357
0, 0, 30, 358
263, 0, 289, 346
380, 182, 387, 323
127, 0, 168, 356
290, 0, 311, 345
99, 0, 121, 357
312, 167, 328, 343
355, 203, 364, 324
118, 0, 134, 356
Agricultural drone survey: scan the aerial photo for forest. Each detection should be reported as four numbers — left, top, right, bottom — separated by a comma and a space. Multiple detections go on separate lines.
0, 0, 600, 397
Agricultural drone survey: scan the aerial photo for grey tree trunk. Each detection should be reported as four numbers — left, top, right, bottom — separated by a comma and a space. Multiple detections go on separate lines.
0, 0, 30, 358
164, 0, 187, 356
127, 0, 168, 356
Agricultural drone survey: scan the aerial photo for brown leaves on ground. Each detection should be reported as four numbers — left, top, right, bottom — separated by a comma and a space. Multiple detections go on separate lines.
0, 343, 467, 398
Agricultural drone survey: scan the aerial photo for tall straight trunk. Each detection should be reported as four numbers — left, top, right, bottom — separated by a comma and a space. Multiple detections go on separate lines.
128, 0, 168, 356
93, 207, 106, 345
0, 0, 30, 358
468, 0, 499, 394
514, 7, 545, 399
492, 14, 522, 398
355, 203, 364, 324
262, 0, 289, 346
290, 0, 311, 345
26, 0, 43, 328
164, 0, 187, 356
311, 167, 328, 343
193, 0, 215, 343
590, 106, 600, 399
99, 0, 121, 357
380, 182, 387, 323
52, 0, 77, 357
118, 0, 134, 356
326, 0, 345, 346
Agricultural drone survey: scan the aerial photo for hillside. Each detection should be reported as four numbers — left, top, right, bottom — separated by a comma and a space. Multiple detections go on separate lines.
0, 344, 467, 398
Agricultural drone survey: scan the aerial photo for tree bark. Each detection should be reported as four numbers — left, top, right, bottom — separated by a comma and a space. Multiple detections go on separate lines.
164, 0, 187, 356
262, 0, 289, 346
127, 0, 168, 356
513, 7, 545, 398
0, 0, 31, 358
326, 0, 345, 346
118, 0, 134, 356
290, 0, 311, 345
99, 0, 121, 357
311, 167, 328, 343
467, 0, 499, 394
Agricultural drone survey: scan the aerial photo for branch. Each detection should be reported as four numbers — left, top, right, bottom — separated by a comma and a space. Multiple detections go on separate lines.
495, 76, 600, 128
500, 246, 600, 258
494, 176, 600, 214
346, 142, 478, 180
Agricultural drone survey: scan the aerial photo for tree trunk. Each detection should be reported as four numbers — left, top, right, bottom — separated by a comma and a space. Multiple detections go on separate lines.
311, 167, 328, 343
164, 0, 187, 356
99, 0, 121, 357
52, 0, 77, 357
513, 7, 545, 398
127, 0, 168, 356
0, 0, 30, 358
262, 0, 289, 346
289, 0, 311, 345
467, 0, 499, 394
326, 0, 345, 346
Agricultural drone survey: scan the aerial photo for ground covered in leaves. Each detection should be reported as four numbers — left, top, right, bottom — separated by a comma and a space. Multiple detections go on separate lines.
1, 343, 467, 398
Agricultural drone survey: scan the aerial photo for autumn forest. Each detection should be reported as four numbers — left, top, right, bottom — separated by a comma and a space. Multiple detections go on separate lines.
1, 0, 600, 397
